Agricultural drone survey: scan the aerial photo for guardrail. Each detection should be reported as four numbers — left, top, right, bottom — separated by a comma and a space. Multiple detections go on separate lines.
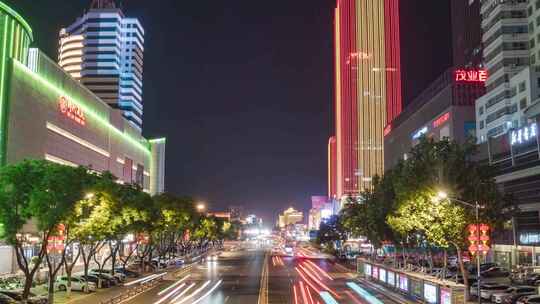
100, 275, 164, 304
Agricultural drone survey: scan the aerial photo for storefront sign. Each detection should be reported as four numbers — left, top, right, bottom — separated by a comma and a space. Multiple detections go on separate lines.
412, 126, 428, 140
433, 112, 450, 128
59, 96, 86, 126
455, 69, 488, 83
510, 123, 538, 146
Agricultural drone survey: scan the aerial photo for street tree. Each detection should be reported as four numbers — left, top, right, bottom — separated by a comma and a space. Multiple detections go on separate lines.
316, 215, 347, 253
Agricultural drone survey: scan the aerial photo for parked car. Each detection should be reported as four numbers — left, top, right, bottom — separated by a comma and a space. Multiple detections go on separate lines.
512, 273, 540, 286
470, 283, 509, 299
0, 290, 48, 304
151, 259, 167, 268
55, 276, 96, 292
482, 267, 511, 278
74, 274, 111, 288
491, 286, 537, 304
0, 293, 16, 304
517, 295, 540, 304
91, 273, 117, 286
114, 268, 140, 278
90, 269, 125, 283
469, 262, 499, 274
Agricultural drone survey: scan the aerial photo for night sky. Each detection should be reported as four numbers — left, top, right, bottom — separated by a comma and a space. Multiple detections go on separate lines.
5, 0, 451, 224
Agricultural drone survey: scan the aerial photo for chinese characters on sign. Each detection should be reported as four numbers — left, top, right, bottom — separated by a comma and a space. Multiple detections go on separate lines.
455, 69, 488, 83
510, 122, 538, 146
59, 96, 86, 126
432, 112, 450, 128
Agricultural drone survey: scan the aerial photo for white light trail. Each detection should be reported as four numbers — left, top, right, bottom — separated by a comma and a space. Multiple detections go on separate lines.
170, 282, 196, 303
153, 283, 186, 304
190, 280, 223, 304
173, 280, 211, 304
157, 275, 191, 296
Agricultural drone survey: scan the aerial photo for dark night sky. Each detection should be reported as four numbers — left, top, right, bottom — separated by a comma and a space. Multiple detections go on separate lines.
4, 0, 451, 224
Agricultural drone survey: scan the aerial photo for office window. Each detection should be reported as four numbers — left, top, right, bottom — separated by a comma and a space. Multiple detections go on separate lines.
519, 81, 527, 92
479, 106, 484, 115
532, 54, 537, 65
530, 6, 534, 16
520, 97, 528, 109
532, 38, 536, 49
480, 120, 485, 129
537, 0, 540, 10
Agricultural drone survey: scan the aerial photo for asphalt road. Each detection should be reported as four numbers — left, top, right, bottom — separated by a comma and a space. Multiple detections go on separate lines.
122, 243, 407, 304
268, 249, 405, 304
125, 244, 265, 304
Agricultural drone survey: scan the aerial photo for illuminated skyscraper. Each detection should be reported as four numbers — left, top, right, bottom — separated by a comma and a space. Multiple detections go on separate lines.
59, 0, 145, 131
334, 0, 402, 197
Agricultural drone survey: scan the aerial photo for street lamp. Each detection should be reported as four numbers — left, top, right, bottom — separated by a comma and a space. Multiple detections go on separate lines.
85, 192, 95, 200
434, 191, 481, 304
196, 203, 206, 213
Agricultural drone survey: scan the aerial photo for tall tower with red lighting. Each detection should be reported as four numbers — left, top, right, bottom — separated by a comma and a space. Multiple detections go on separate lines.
333, 0, 402, 198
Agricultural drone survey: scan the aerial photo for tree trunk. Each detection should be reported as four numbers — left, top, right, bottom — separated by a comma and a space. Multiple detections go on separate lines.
453, 243, 470, 301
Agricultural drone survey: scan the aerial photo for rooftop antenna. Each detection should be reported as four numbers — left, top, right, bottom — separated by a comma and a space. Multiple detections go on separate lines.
90, 0, 117, 9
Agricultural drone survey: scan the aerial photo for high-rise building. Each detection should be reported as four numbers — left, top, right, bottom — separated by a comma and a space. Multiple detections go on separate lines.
450, 0, 483, 67
334, 0, 402, 197
475, 0, 529, 142
59, 0, 145, 131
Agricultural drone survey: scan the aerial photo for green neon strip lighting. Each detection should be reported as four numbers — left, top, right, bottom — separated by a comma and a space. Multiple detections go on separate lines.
0, 2, 33, 41
13, 60, 152, 155
0, 17, 9, 165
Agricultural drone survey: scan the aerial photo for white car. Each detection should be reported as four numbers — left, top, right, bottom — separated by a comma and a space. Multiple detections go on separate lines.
55, 276, 96, 292
478, 284, 510, 300
491, 286, 536, 304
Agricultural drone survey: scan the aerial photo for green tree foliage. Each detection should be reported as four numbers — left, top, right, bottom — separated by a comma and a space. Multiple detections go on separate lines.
316, 215, 347, 253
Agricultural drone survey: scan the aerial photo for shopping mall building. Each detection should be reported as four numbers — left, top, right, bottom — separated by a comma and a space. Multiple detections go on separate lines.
0, 3, 165, 274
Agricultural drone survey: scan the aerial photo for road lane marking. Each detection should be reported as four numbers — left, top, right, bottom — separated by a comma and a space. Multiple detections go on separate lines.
258, 252, 269, 304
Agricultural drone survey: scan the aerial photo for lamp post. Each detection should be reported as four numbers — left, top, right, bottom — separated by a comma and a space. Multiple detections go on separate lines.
435, 191, 481, 304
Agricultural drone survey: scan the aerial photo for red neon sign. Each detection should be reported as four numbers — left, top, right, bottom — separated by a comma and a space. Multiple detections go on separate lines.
59, 96, 86, 126
383, 124, 392, 136
455, 69, 488, 83
432, 112, 450, 128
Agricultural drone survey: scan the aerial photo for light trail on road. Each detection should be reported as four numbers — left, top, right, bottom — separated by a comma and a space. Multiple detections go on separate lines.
154, 283, 186, 304
157, 275, 191, 296
347, 282, 384, 304
173, 280, 211, 304
190, 280, 222, 304
169, 282, 196, 303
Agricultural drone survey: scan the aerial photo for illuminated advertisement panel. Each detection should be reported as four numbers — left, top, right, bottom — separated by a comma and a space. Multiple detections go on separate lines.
372, 266, 379, 279
424, 283, 438, 304
398, 274, 408, 291
379, 268, 387, 282
440, 288, 452, 304
387, 271, 395, 286
364, 264, 372, 276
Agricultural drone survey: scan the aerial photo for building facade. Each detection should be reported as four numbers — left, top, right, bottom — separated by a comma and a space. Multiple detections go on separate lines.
333, 0, 402, 198
59, 0, 144, 131
475, 0, 529, 142
278, 207, 303, 229
0, 2, 164, 274
450, 0, 483, 67
384, 68, 485, 168
328, 136, 337, 199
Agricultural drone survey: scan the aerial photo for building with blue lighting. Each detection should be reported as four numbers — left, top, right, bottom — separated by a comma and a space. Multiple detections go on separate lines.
59, 0, 144, 131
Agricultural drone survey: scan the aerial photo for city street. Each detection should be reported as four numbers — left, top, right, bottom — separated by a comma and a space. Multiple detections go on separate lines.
90, 243, 413, 304
124, 243, 265, 304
